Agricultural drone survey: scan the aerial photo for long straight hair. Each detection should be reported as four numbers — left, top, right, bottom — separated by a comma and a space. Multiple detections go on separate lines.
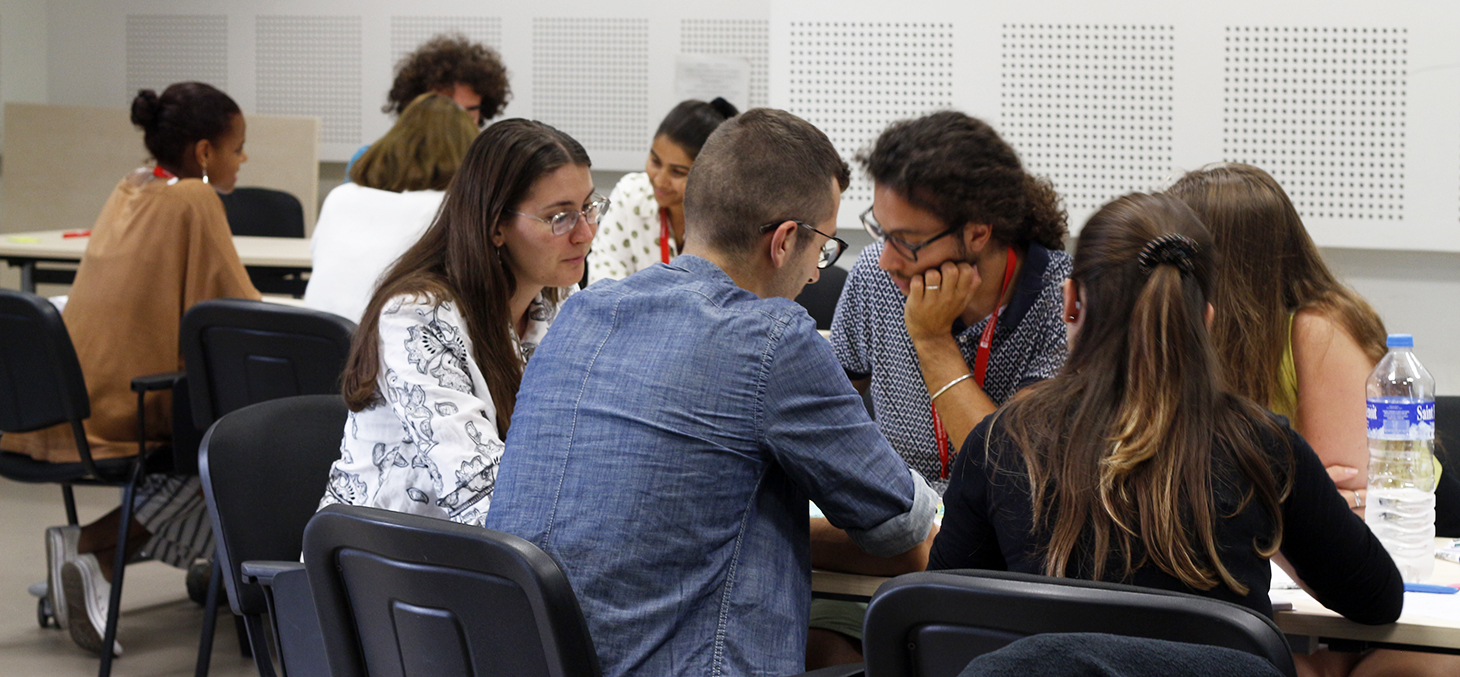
341, 119, 590, 438
1166, 163, 1387, 408
997, 193, 1291, 595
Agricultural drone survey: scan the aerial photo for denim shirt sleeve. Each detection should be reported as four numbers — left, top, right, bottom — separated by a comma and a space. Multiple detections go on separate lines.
761, 311, 936, 557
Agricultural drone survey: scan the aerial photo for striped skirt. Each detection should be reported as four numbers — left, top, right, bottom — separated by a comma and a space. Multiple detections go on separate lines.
131, 475, 211, 568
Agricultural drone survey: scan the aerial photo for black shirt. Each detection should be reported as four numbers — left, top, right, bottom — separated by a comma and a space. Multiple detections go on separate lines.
929, 412, 1403, 624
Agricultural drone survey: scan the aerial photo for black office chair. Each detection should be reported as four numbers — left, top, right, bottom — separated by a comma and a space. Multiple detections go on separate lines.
858, 570, 1296, 677
199, 395, 346, 677
218, 187, 307, 295
955, 632, 1283, 677
284, 504, 601, 677
0, 289, 179, 673
1435, 395, 1460, 537
181, 299, 356, 448
219, 187, 306, 239
178, 299, 355, 675
795, 264, 848, 331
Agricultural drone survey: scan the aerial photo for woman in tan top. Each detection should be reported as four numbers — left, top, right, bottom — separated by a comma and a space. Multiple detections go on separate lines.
0, 82, 258, 655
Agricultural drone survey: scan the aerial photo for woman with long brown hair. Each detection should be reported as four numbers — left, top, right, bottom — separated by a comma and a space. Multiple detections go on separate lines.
317, 119, 604, 527
1169, 164, 1460, 677
929, 193, 1401, 647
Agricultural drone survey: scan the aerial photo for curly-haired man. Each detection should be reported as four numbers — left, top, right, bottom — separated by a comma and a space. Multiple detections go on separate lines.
349, 33, 510, 174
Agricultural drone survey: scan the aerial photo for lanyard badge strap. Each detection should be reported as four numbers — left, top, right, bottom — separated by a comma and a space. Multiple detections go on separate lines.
932, 247, 1018, 479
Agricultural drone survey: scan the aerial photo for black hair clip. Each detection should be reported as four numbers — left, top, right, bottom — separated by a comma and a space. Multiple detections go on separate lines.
709, 97, 740, 119
1137, 234, 1199, 276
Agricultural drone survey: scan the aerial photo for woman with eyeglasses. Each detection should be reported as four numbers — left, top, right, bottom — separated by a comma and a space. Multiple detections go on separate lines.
318, 119, 603, 527
305, 93, 478, 322
814, 111, 1070, 669
588, 97, 738, 284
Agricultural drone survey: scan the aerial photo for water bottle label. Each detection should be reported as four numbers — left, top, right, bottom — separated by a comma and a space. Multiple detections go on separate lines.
1367, 400, 1435, 441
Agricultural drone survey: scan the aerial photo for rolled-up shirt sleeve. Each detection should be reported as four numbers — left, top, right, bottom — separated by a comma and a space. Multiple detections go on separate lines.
762, 311, 935, 557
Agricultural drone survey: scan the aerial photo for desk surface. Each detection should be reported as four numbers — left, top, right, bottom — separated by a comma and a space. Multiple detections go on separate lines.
0, 229, 313, 268
811, 539, 1460, 652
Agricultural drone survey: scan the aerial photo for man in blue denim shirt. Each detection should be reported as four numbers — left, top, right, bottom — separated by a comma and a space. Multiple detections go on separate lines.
487, 109, 939, 677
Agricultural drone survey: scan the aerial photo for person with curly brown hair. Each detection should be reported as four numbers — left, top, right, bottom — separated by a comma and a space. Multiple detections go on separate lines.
347, 32, 511, 176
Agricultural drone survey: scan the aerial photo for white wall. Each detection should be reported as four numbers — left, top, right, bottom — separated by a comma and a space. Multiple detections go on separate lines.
5, 0, 1460, 392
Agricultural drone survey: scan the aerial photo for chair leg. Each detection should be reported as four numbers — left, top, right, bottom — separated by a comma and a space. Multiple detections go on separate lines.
195, 559, 223, 677
97, 461, 144, 677
62, 484, 79, 526
242, 614, 276, 677
235, 615, 252, 658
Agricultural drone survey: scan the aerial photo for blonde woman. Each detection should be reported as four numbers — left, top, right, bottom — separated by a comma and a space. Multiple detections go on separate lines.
305, 93, 478, 322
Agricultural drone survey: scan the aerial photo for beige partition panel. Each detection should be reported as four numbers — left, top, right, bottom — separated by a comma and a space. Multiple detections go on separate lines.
1, 103, 319, 236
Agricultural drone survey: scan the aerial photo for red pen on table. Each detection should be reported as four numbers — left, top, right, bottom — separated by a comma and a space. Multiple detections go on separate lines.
62, 230, 91, 238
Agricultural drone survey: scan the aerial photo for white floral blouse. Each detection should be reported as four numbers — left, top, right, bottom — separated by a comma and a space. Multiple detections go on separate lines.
318, 291, 561, 528
587, 172, 678, 285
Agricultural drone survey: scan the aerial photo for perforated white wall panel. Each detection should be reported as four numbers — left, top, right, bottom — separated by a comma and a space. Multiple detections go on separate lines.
255, 15, 361, 146
786, 22, 954, 206
1000, 24, 1175, 215
681, 19, 769, 109
1222, 27, 1407, 221
390, 16, 503, 65
532, 18, 649, 155
125, 14, 228, 99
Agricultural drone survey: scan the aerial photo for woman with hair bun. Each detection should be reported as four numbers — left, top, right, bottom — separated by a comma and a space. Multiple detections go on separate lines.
930, 192, 1402, 671
587, 97, 738, 284
0, 82, 258, 655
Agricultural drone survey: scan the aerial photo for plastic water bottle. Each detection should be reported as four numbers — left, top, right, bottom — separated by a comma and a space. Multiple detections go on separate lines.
1365, 333, 1437, 583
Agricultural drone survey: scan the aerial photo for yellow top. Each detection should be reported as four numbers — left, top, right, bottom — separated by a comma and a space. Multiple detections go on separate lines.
1272, 313, 1299, 421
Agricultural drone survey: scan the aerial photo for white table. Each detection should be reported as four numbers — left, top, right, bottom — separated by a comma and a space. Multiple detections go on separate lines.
812, 540, 1460, 655
0, 229, 313, 293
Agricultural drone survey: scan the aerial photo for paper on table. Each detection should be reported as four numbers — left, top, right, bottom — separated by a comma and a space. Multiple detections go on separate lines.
674, 53, 750, 111
1400, 591, 1460, 622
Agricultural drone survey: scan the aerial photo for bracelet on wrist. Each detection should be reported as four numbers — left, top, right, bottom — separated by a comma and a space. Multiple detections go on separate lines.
931, 373, 973, 401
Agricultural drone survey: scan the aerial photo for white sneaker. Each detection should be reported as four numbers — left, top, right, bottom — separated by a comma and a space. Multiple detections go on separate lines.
45, 525, 79, 630
60, 553, 122, 657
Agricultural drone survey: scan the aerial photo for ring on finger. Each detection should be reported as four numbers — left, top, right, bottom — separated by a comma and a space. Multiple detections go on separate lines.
1355, 493, 1364, 508
925, 285, 940, 290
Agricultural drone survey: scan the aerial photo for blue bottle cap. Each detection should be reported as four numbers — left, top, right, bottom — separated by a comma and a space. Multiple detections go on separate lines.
1387, 334, 1414, 348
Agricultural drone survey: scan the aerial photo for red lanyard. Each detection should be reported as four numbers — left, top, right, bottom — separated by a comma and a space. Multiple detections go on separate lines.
932, 247, 1018, 478
659, 208, 674, 264
153, 166, 176, 179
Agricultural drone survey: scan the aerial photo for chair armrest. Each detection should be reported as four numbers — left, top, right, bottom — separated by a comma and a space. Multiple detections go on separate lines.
131, 370, 185, 393
789, 664, 865, 677
241, 560, 305, 587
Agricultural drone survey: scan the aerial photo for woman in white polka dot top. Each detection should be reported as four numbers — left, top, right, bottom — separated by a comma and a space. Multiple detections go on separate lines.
588, 98, 738, 284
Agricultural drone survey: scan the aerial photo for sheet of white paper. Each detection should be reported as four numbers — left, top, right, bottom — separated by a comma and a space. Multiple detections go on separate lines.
1399, 591, 1460, 622
674, 53, 750, 111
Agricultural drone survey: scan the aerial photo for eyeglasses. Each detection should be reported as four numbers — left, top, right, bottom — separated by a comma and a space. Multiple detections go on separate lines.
860, 206, 961, 262
514, 195, 610, 235
758, 220, 849, 269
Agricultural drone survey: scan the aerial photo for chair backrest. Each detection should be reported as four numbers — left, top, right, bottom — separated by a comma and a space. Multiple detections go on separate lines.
199, 394, 348, 618
862, 570, 1296, 677
0, 289, 89, 432
793, 264, 848, 331
181, 299, 356, 431
1434, 396, 1460, 536
304, 504, 601, 677
220, 187, 306, 239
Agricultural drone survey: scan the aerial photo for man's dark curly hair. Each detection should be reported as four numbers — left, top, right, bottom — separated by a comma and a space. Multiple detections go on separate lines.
386, 33, 511, 119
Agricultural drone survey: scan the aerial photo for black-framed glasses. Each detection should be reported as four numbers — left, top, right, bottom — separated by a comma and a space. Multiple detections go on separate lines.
514, 195, 611, 235
860, 206, 961, 262
759, 219, 849, 269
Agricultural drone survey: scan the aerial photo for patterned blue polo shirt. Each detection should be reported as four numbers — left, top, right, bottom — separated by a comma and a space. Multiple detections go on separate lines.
830, 242, 1073, 493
